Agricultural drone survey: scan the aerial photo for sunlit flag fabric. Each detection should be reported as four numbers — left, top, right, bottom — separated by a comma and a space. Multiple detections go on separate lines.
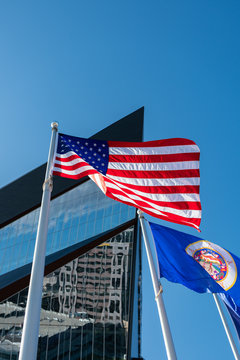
149, 222, 240, 340
53, 133, 201, 230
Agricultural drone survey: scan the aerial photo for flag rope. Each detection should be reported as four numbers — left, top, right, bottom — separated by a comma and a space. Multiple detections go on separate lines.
155, 284, 163, 300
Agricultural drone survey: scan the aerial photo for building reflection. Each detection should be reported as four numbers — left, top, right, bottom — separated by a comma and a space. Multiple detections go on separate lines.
0, 228, 134, 360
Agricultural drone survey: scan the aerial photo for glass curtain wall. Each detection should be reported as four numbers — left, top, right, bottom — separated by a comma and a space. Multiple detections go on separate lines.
0, 227, 135, 360
0, 179, 140, 359
0, 180, 135, 277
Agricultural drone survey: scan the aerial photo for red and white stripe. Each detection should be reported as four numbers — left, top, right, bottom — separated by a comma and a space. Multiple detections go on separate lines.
53, 151, 98, 178
53, 138, 201, 230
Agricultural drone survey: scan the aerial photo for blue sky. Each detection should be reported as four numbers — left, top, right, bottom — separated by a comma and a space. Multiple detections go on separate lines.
1, 1, 240, 359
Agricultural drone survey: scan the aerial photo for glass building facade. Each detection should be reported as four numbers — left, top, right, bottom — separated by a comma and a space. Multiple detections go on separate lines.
0, 180, 135, 276
0, 108, 144, 360
0, 180, 141, 359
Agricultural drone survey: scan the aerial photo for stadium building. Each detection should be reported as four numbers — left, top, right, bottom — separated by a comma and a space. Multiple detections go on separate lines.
0, 108, 144, 360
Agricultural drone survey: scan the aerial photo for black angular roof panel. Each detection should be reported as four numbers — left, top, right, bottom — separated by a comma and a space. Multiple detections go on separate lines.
0, 107, 144, 228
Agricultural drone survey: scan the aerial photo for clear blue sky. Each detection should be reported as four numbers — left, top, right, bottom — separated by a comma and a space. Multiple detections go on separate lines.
1, 1, 240, 359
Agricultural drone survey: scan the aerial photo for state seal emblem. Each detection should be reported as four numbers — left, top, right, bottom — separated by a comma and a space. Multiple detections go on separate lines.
185, 240, 237, 291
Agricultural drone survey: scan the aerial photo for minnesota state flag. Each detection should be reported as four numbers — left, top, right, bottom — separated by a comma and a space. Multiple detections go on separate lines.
149, 222, 240, 340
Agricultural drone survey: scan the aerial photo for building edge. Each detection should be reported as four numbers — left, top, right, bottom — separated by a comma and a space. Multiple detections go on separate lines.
0, 107, 144, 228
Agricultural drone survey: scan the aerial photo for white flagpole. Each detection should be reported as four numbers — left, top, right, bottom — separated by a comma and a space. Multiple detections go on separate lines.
138, 210, 177, 360
213, 293, 240, 360
19, 122, 59, 360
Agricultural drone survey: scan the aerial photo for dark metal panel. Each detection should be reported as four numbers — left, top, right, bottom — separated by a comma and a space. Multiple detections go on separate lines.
0, 107, 144, 228
91, 107, 144, 142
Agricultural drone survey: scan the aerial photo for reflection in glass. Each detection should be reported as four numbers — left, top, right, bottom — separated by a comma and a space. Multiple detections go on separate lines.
0, 180, 135, 277
0, 227, 135, 360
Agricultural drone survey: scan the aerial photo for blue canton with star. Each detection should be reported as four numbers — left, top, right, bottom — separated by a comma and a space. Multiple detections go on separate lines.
57, 133, 109, 175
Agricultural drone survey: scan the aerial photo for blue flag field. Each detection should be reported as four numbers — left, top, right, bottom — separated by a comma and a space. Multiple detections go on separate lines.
149, 222, 240, 340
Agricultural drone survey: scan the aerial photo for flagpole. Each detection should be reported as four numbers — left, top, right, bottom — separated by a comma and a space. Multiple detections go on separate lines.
213, 293, 240, 360
19, 122, 59, 360
138, 210, 177, 360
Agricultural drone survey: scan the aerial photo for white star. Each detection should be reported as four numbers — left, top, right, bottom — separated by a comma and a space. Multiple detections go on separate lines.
102, 144, 106, 147
94, 143, 97, 146
85, 142, 88, 145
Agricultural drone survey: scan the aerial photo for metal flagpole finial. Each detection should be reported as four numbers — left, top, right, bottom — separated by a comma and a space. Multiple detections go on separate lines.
51, 122, 59, 130
137, 209, 144, 218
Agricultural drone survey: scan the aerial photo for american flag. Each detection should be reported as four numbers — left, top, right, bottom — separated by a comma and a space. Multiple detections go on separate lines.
53, 133, 201, 230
